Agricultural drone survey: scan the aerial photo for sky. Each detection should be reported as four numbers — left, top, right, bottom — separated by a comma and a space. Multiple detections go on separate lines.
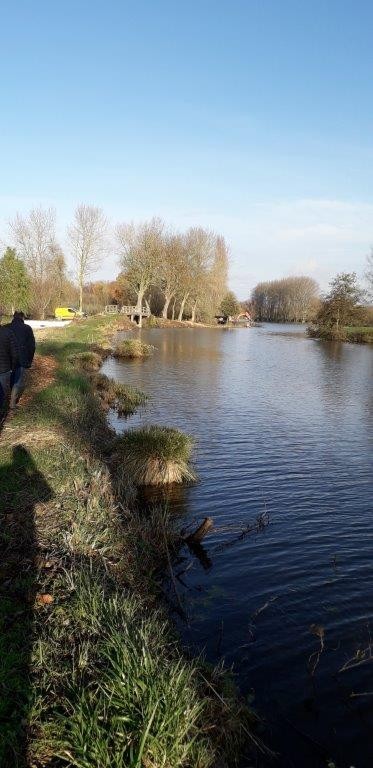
1, 0, 373, 297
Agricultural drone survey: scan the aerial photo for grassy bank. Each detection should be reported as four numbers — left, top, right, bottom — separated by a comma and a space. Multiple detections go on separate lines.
308, 324, 373, 343
0, 316, 259, 768
345, 325, 373, 343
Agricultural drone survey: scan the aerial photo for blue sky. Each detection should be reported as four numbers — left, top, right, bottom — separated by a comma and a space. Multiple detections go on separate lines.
1, 0, 373, 295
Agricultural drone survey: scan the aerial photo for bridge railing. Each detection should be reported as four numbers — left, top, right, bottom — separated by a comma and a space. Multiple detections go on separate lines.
120, 305, 151, 316
104, 305, 151, 316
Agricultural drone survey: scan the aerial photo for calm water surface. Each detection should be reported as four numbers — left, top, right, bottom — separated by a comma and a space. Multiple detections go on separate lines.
103, 324, 373, 768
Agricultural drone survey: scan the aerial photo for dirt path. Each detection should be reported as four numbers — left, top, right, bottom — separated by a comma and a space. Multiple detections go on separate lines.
1, 354, 58, 446
20, 354, 57, 406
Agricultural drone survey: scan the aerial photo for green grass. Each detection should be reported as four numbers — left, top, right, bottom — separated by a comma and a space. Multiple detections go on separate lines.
0, 315, 258, 767
113, 425, 196, 485
345, 325, 373, 343
31, 569, 214, 768
113, 338, 154, 359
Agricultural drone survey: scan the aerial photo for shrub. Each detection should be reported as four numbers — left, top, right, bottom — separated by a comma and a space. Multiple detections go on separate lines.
113, 425, 196, 485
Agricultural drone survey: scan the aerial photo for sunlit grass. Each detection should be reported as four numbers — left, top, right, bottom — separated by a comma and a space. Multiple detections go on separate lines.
31, 569, 213, 768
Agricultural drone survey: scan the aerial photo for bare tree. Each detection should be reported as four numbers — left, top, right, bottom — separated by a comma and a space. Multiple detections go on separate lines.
9, 206, 63, 318
251, 276, 319, 322
68, 204, 108, 313
186, 227, 215, 322
203, 235, 229, 319
116, 217, 164, 326
160, 232, 184, 318
366, 250, 373, 296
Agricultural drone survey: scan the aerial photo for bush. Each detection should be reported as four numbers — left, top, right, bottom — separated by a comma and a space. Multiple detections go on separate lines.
112, 425, 196, 486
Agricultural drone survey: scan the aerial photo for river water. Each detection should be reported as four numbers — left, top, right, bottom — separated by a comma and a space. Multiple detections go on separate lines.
102, 324, 373, 768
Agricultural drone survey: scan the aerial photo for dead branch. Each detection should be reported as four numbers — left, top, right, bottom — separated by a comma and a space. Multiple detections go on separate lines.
308, 624, 325, 676
185, 516, 214, 543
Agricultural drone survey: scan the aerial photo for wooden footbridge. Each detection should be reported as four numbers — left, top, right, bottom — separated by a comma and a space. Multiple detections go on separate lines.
105, 305, 151, 322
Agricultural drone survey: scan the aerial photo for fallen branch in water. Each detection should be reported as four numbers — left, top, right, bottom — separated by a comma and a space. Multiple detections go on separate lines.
250, 595, 279, 623
350, 691, 373, 698
185, 516, 214, 543
308, 624, 325, 676
339, 643, 373, 673
213, 511, 269, 552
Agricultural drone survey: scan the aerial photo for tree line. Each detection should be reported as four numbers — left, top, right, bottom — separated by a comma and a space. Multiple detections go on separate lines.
250, 276, 320, 322
0, 205, 229, 323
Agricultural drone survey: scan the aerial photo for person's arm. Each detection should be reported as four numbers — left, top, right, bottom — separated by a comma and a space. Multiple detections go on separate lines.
26, 326, 36, 366
9, 330, 20, 370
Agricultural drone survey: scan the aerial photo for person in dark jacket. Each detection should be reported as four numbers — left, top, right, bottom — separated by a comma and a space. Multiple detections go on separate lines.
0, 321, 19, 413
9, 312, 36, 409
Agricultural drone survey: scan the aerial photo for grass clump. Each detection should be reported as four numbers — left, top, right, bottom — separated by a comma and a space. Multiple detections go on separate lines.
113, 425, 196, 486
114, 338, 154, 359
91, 372, 148, 417
69, 349, 103, 371
115, 382, 148, 416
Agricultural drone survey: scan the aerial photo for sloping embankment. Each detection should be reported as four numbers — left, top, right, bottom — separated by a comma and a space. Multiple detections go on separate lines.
0, 316, 261, 768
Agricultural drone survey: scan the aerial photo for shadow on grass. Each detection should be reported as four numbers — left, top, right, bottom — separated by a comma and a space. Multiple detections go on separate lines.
0, 446, 53, 767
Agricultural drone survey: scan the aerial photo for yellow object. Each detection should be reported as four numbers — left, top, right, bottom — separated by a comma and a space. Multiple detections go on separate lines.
54, 307, 82, 320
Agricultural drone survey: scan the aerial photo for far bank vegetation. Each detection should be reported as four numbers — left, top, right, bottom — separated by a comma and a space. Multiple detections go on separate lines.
0, 206, 230, 324
249, 276, 320, 323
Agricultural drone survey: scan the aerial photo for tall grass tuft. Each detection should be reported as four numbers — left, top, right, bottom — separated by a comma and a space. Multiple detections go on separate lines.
114, 339, 154, 359
113, 425, 196, 485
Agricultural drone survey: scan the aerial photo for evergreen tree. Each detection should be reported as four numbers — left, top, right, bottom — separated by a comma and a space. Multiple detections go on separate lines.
220, 291, 241, 317
0, 247, 30, 313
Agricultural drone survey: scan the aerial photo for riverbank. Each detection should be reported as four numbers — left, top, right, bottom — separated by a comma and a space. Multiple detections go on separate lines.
0, 316, 259, 767
307, 324, 373, 343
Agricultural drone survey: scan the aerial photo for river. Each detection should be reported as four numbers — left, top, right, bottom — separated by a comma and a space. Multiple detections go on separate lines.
102, 324, 373, 768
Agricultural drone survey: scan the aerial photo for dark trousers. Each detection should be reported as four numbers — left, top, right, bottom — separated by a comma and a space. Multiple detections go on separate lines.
10, 366, 26, 407
0, 371, 11, 411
